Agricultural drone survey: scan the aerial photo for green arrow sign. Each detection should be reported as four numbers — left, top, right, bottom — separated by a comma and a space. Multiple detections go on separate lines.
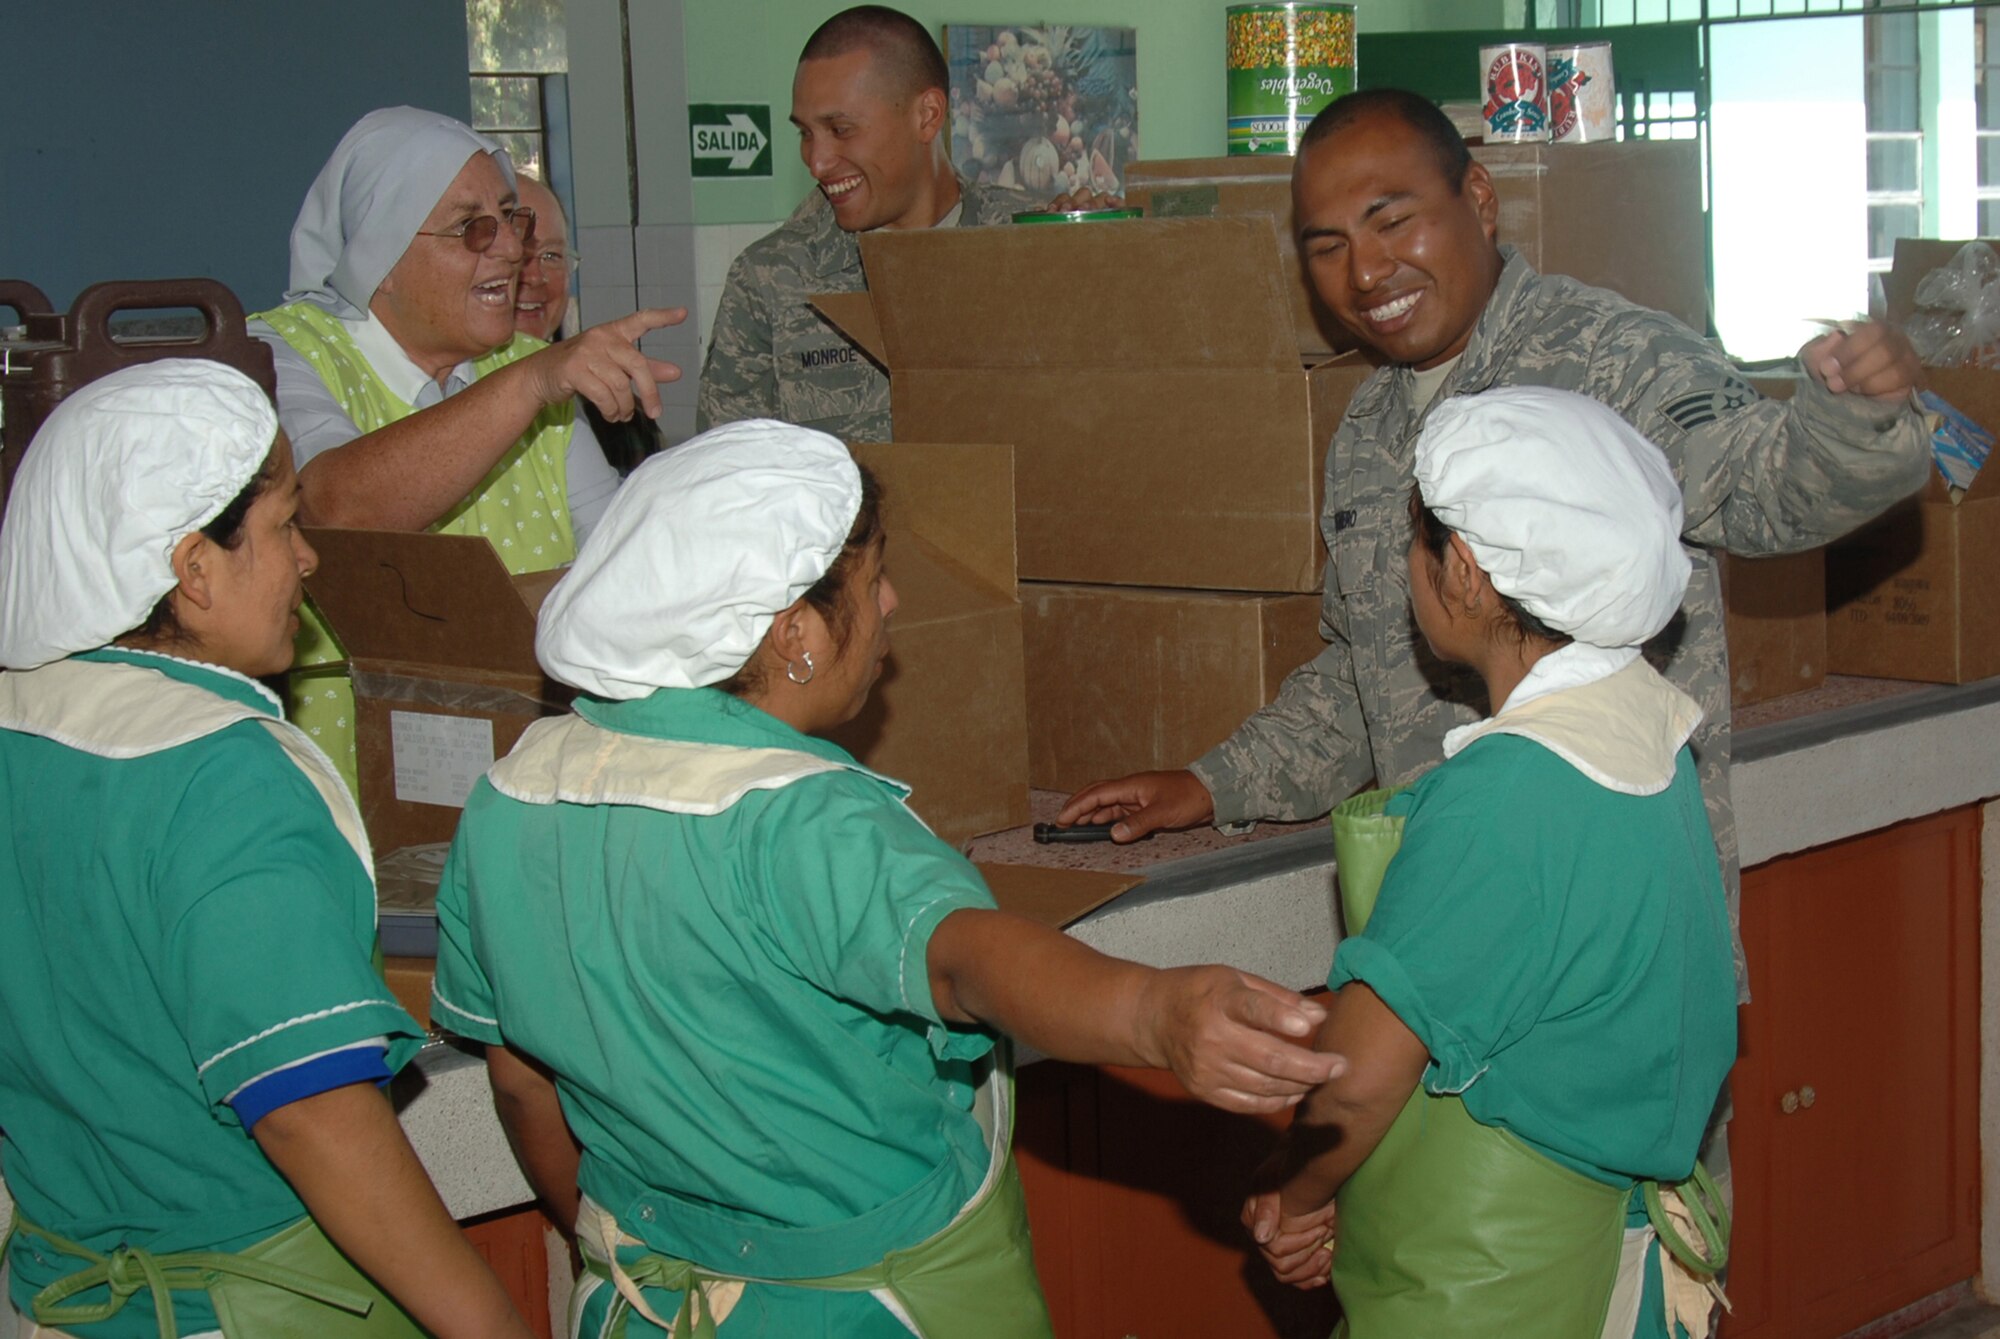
689, 103, 773, 178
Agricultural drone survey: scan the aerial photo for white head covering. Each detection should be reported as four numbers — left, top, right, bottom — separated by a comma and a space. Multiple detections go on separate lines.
284, 107, 513, 318
536, 420, 864, 699
0, 360, 277, 670
1413, 386, 1691, 650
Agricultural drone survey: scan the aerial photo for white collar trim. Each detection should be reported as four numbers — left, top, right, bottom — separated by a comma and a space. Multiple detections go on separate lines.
1441, 653, 1703, 796
110, 646, 286, 715
488, 713, 914, 817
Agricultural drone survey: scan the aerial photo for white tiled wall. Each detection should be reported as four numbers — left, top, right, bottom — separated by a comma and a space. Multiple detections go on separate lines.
693, 221, 785, 351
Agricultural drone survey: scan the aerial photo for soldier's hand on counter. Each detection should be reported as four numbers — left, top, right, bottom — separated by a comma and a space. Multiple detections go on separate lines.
524, 307, 687, 422
1056, 768, 1215, 842
1803, 320, 1923, 401
1136, 966, 1346, 1115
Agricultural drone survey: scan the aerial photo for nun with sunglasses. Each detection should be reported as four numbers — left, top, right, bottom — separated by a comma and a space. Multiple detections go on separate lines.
249, 106, 687, 792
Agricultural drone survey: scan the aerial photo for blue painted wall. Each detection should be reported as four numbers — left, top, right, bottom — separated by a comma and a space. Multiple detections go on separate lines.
1, 2, 471, 310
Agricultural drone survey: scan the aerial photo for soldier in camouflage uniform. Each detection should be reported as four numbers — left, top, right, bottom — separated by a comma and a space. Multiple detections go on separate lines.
1060, 91, 1929, 1012
697, 5, 1035, 444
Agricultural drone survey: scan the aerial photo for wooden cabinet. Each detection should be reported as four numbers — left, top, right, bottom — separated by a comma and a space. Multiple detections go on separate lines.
1720, 806, 1980, 1339
462, 1204, 558, 1339
1017, 1061, 1337, 1339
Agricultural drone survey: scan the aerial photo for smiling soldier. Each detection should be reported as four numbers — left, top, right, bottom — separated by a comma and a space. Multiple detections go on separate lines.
1058, 93, 1932, 1326
696, 6, 1035, 444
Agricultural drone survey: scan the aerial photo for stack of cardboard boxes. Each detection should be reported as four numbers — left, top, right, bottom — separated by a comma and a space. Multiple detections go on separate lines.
817, 211, 1372, 792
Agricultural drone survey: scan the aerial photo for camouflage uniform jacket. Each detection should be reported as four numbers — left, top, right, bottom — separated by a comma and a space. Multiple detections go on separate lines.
697, 177, 1034, 443
1193, 248, 1930, 998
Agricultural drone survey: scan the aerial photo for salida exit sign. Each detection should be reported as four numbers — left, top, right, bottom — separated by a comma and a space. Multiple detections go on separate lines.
689, 103, 773, 178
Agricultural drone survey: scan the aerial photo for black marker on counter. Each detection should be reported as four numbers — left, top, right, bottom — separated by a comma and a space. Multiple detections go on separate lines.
1032, 823, 1118, 844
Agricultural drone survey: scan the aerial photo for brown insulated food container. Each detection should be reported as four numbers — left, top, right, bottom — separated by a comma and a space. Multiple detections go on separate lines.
0, 279, 276, 507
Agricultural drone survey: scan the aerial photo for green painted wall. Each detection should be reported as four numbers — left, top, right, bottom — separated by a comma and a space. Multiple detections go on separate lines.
683, 0, 1503, 224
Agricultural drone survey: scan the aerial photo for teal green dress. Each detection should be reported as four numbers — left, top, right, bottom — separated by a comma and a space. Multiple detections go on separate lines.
1333, 729, 1736, 1338
432, 688, 1003, 1336
0, 650, 424, 1338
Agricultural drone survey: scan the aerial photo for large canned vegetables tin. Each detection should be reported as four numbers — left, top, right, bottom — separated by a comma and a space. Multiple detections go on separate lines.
1226, 3, 1358, 156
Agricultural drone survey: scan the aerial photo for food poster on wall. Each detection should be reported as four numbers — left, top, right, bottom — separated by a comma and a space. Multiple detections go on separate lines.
945, 25, 1139, 197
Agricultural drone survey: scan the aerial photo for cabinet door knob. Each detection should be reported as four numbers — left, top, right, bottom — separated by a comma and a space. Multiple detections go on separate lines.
1799, 1085, 1816, 1109
1780, 1090, 1800, 1114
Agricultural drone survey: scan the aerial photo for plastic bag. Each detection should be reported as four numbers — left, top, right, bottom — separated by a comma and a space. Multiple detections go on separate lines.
1905, 241, 2000, 369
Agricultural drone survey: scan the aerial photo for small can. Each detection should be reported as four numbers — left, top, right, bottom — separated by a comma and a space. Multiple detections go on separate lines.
1226, 2, 1359, 156
1548, 42, 1617, 143
1479, 42, 1550, 143
1011, 208, 1145, 224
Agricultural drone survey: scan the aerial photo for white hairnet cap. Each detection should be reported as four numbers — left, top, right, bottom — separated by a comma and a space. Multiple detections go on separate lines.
536, 420, 863, 699
285, 106, 511, 318
1414, 387, 1691, 650
0, 360, 277, 670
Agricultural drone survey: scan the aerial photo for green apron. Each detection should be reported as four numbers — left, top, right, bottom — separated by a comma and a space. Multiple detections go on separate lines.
573, 1054, 1051, 1339
8, 1214, 422, 1339
1327, 788, 1629, 1338
255, 301, 578, 797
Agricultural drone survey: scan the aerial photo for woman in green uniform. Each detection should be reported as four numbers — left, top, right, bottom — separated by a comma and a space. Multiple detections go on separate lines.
0, 361, 532, 1339
1243, 388, 1737, 1339
431, 418, 1345, 1338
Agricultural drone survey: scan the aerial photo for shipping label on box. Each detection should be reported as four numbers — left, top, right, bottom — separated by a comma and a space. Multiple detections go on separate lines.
305, 528, 569, 855
816, 215, 1376, 593
825, 443, 1031, 846
388, 710, 495, 807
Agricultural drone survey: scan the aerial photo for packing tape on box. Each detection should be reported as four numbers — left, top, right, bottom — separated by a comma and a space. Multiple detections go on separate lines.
350, 668, 569, 718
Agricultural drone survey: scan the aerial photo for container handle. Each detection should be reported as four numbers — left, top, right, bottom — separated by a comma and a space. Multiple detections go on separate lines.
69, 278, 249, 354
0, 280, 53, 325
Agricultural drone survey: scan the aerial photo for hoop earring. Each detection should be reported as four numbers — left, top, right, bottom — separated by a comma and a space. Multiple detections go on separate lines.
786, 650, 816, 686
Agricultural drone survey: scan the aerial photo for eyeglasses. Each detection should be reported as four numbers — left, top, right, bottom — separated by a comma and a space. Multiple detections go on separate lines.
527, 246, 581, 277
415, 206, 538, 254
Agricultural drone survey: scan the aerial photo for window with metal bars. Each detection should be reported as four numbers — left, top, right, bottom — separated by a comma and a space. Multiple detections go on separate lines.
1864, 9, 1925, 271
467, 0, 566, 180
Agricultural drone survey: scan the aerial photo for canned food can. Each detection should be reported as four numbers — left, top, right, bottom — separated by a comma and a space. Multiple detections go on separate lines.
1479, 42, 1550, 143
1226, 3, 1358, 156
1548, 42, 1616, 143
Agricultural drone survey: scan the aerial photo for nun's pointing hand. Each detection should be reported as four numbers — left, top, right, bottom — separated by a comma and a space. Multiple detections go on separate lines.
525, 307, 687, 422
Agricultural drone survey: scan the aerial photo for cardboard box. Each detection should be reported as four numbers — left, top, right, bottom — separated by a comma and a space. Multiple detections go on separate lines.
1822, 366, 2000, 684
1020, 582, 1323, 791
1813, 241, 2000, 685
1125, 139, 1709, 345
828, 443, 1031, 845
1720, 551, 1827, 706
305, 529, 568, 856
1477, 140, 1709, 336
1123, 157, 1350, 358
815, 215, 1376, 592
